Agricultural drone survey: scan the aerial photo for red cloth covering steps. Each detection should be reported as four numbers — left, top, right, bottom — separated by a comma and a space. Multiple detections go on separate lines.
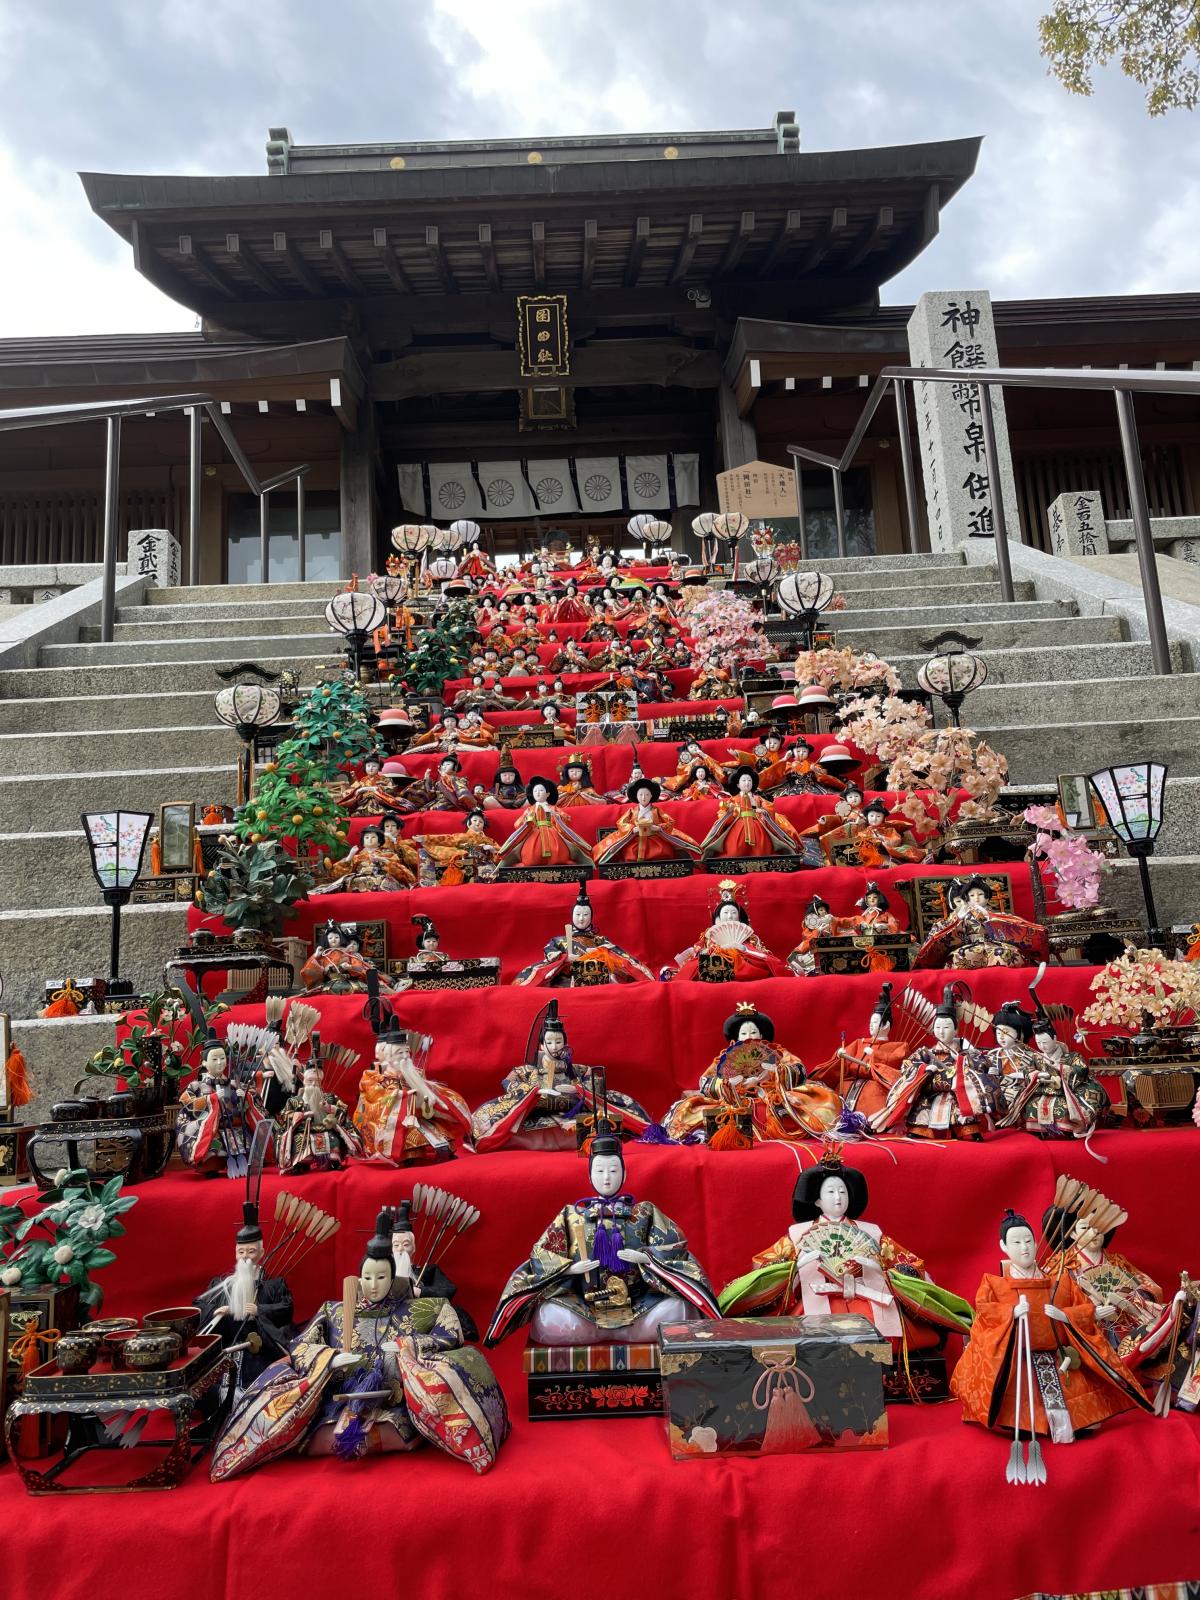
441, 665, 699, 699
1, 1137, 1195, 1600
189, 866, 1010, 995
480, 617, 692, 641
479, 563, 676, 594
471, 639, 694, 668
385, 697, 743, 739
387, 734, 856, 786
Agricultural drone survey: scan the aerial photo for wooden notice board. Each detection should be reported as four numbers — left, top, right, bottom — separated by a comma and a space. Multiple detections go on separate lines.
716, 460, 797, 518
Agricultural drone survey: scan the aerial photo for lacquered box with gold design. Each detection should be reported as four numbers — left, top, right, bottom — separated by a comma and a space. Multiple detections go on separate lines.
660, 1314, 890, 1461
524, 1341, 662, 1420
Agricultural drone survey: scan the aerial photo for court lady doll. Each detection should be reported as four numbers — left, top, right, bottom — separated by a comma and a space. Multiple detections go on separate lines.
300, 919, 392, 994
485, 1111, 719, 1348
700, 767, 805, 861
676, 762, 722, 802
514, 885, 655, 987
556, 758, 606, 809
497, 779, 593, 870
415, 809, 501, 885
951, 1210, 1151, 1472
786, 895, 837, 976
662, 891, 792, 983
718, 1146, 971, 1383
312, 823, 417, 894
665, 1004, 841, 1144
834, 882, 903, 971
593, 778, 703, 866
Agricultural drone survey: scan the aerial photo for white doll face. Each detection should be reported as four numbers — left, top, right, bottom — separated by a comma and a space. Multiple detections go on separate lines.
439, 760, 456, 776
737, 772, 754, 794
531, 782, 550, 803
571, 904, 593, 931
933, 1015, 958, 1046
736, 1020, 762, 1042
590, 1152, 625, 1197
1035, 1029, 1064, 1059
542, 1027, 566, 1058
818, 1175, 850, 1221
204, 1046, 228, 1076
391, 1229, 416, 1262
1002, 1225, 1037, 1273
359, 1257, 394, 1304
634, 785, 654, 806
234, 1240, 264, 1266
995, 1024, 1019, 1047
467, 815, 485, 834
868, 1012, 889, 1039
717, 903, 741, 924
542, 707, 557, 724
364, 759, 380, 775
967, 887, 989, 908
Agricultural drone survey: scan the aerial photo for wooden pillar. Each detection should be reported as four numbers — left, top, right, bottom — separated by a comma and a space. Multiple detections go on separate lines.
339, 401, 377, 579
717, 377, 757, 472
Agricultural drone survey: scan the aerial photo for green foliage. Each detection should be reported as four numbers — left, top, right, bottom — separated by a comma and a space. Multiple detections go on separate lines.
234, 746, 349, 855
1039, 1, 1200, 113
0, 1171, 138, 1314
199, 838, 313, 935
84, 991, 219, 1085
390, 599, 477, 696
288, 675, 380, 776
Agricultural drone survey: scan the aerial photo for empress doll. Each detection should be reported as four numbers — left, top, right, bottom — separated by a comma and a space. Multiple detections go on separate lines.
913, 875, 1050, 970
593, 778, 703, 866
495, 778, 593, 869
662, 893, 791, 983
700, 768, 805, 860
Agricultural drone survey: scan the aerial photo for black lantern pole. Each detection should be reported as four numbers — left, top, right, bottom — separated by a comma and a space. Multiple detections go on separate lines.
81, 810, 153, 995
1087, 762, 1168, 947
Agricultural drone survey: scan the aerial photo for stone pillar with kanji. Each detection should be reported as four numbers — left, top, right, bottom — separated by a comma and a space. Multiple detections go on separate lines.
127, 527, 182, 588
1047, 491, 1108, 556
906, 291, 1022, 552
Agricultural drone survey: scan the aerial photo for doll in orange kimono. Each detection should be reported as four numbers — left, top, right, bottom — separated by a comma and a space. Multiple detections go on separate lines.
700, 768, 805, 860
593, 778, 703, 866
809, 981, 909, 1118
555, 757, 606, 809
495, 778, 593, 869
662, 894, 792, 983
664, 740, 724, 793
834, 881, 904, 972
353, 1018, 473, 1165
952, 1210, 1152, 1464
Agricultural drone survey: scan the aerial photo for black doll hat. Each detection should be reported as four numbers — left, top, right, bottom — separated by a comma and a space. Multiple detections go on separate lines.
392, 1199, 413, 1234
856, 881, 890, 910
540, 1000, 568, 1041
994, 1000, 1033, 1041
627, 776, 661, 804
806, 894, 831, 915
791, 1143, 868, 1223
871, 982, 894, 1026
964, 874, 993, 902
934, 984, 958, 1022
412, 914, 439, 945
364, 1209, 397, 1267
236, 1201, 263, 1244
587, 1067, 622, 1158
723, 1002, 775, 1043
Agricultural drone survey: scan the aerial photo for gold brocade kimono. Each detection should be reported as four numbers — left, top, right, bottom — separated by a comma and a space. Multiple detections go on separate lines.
665, 1039, 841, 1144
319, 841, 418, 892
415, 830, 501, 885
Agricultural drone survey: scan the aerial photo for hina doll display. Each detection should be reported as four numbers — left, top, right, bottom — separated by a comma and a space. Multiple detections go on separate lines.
700, 768, 806, 861
312, 823, 418, 894
389, 1196, 479, 1341
337, 757, 412, 816
176, 1034, 255, 1176
870, 986, 996, 1139
300, 920, 395, 994
472, 1002, 651, 1151
913, 875, 1050, 970
484, 1112, 719, 1348
787, 894, 838, 975
675, 762, 722, 802
997, 1008, 1108, 1142
276, 1062, 363, 1173
664, 1004, 841, 1144
718, 1146, 973, 1389
833, 882, 905, 972
408, 755, 476, 812
951, 1208, 1152, 1478
556, 757, 605, 809
407, 711, 470, 753
354, 1017, 473, 1166
593, 778, 703, 868
986, 999, 1038, 1081
449, 673, 517, 714
415, 809, 501, 886
809, 981, 909, 1118
458, 709, 499, 747
548, 582, 589, 623
759, 737, 846, 796
514, 885, 656, 986
828, 799, 930, 869
195, 1197, 296, 1393
1042, 1181, 1188, 1372
496, 779, 593, 870
549, 640, 591, 676
664, 741, 723, 792
489, 757, 527, 808
661, 887, 792, 983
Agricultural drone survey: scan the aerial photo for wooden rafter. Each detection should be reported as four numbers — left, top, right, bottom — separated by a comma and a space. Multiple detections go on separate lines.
129, 220, 201, 306
719, 211, 755, 275
319, 231, 369, 296
796, 207, 848, 274
425, 225, 455, 291
373, 228, 413, 294
844, 205, 893, 271
271, 231, 323, 296
759, 209, 803, 277
478, 223, 501, 292
668, 213, 703, 285
226, 234, 282, 296
581, 217, 597, 289
624, 215, 650, 287
177, 234, 234, 298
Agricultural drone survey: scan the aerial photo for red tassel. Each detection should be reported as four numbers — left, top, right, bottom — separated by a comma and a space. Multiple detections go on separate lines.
5, 1043, 33, 1105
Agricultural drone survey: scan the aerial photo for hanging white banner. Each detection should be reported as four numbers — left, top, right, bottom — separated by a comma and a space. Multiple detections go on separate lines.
524, 459, 580, 516
574, 457, 622, 514
398, 463, 427, 516
625, 454, 670, 510
428, 463, 484, 519
673, 452, 700, 507
398, 452, 702, 518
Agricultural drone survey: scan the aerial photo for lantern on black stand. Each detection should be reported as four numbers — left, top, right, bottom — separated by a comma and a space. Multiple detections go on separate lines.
776, 570, 835, 650
81, 810, 153, 995
1087, 761, 1168, 947
325, 586, 386, 679
214, 681, 283, 805
917, 637, 988, 728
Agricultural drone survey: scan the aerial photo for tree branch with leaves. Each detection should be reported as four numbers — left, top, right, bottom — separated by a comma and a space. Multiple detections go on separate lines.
1040, 2, 1200, 114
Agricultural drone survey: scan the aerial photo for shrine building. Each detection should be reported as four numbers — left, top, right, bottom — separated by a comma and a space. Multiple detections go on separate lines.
1, 114, 1198, 579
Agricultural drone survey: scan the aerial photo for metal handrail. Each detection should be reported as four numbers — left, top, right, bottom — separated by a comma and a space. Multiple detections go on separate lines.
0, 392, 311, 638
785, 362, 1200, 676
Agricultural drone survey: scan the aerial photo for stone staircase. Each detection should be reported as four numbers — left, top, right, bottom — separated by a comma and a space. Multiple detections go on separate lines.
1, 551, 1198, 1110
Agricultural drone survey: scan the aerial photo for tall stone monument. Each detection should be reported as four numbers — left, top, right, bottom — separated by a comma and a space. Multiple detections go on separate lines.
906, 291, 1022, 552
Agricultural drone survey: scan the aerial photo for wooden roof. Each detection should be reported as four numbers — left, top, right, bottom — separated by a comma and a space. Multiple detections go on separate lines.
79, 137, 981, 327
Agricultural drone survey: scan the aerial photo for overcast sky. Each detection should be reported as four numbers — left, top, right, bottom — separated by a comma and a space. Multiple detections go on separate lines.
0, 0, 1196, 337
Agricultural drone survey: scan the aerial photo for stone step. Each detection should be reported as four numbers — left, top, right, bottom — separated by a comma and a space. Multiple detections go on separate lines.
822, 613, 1124, 659
888, 638, 1185, 687
0, 902, 190, 1020
771, 598, 1078, 638
145, 579, 345, 606
0, 724, 230, 777
87, 611, 333, 643
0, 690, 221, 736
0, 762, 236, 833
820, 578, 1034, 610
0, 651, 324, 700
965, 671, 1200, 727
1007, 774, 1199, 857
795, 551, 966, 574
1090, 855, 1200, 933
977, 718, 1200, 784
41, 631, 335, 667
10, 1015, 120, 1121
0, 829, 106, 909
114, 598, 332, 625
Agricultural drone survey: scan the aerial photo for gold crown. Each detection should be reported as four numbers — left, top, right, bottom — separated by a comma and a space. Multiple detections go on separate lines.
819, 1140, 846, 1169
735, 1000, 757, 1014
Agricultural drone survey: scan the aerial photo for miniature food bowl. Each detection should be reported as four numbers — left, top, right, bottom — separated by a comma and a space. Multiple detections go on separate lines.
143, 1306, 201, 1341
55, 1331, 102, 1374
102, 1329, 140, 1370
125, 1329, 181, 1372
